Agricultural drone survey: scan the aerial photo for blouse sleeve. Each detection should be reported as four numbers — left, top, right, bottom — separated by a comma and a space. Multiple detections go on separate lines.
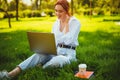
61, 19, 81, 45
51, 21, 56, 33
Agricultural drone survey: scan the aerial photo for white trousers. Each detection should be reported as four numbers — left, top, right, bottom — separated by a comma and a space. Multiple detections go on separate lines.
18, 47, 76, 70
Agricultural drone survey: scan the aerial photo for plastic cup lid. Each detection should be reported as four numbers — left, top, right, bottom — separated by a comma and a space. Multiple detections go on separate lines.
79, 64, 87, 68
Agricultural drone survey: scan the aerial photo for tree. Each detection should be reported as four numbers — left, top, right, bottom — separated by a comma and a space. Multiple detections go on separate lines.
0, 9, 11, 28
39, 0, 42, 10
35, 0, 39, 10
0, 0, 11, 28
109, 0, 120, 15
31, 0, 41, 10
71, 0, 73, 15
8, 1, 16, 11
15, 0, 19, 21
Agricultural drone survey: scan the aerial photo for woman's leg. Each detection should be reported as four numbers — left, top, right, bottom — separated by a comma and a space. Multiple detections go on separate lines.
43, 55, 70, 68
8, 53, 52, 78
8, 66, 21, 78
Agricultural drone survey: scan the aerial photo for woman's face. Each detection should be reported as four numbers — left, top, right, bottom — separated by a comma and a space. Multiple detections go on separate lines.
55, 5, 67, 19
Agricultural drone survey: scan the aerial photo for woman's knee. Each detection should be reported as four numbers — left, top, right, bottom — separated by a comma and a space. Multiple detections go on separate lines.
43, 55, 70, 68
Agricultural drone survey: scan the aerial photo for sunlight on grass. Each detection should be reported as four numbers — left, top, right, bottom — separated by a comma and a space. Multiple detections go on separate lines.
73, 15, 120, 33
0, 16, 120, 33
0, 17, 56, 33
80, 18, 119, 32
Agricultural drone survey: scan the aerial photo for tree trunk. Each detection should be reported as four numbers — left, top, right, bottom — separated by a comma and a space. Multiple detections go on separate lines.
40, 0, 42, 10
71, 0, 74, 15
90, 0, 92, 19
15, 0, 19, 21
35, 0, 39, 10
6, 12, 11, 28
0, 8, 11, 28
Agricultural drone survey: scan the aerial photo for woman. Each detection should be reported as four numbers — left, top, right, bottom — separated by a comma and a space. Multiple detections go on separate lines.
0, 0, 80, 79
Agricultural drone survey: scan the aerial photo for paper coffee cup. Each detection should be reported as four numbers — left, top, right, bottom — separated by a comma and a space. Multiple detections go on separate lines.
78, 64, 87, 75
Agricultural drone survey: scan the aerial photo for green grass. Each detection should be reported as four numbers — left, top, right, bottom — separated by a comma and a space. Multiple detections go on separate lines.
0, 15, 120, 80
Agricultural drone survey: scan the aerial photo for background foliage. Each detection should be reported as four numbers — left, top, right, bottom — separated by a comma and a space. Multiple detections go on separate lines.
0, 0, 120, 19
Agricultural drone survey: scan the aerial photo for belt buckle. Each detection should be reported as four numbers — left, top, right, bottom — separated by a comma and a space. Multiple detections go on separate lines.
70, 46, 72, 49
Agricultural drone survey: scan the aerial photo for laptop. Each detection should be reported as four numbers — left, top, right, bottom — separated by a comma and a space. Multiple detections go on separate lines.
27, 31, 57, 55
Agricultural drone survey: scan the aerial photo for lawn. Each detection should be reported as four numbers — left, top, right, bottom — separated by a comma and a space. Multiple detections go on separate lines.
0, 15, 120, 80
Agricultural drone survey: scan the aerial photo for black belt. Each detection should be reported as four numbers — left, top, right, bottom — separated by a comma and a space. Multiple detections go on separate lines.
57, 43, 76, 50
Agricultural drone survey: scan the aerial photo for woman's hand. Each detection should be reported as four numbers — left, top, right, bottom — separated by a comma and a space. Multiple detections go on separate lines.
64, 15, 70, 34
65, 14, 70, 23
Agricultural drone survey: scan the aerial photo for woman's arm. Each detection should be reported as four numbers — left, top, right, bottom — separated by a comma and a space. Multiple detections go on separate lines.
61, 19, 81, 45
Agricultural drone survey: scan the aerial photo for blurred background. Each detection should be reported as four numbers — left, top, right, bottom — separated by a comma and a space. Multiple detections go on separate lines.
0, 0, 120, 20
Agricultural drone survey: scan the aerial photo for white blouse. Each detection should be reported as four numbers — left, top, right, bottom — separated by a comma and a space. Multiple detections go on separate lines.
42, 17, 81, 68
52, 16, 81, 47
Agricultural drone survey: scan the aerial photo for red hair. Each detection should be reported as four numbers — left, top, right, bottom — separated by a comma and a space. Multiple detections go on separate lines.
55, 0, 70, 16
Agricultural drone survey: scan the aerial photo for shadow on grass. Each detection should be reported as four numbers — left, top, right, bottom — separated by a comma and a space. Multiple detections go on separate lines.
0, 27, 10, 29
8, 17, 56, 22
0, 30, 120, 80
103, 19, 120, 22
0, 30, 30, 66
